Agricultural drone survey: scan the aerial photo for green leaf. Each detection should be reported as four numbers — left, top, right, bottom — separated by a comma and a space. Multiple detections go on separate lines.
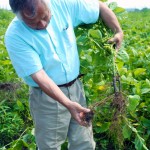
28, 143, 36, 150
127, 122, 149, 150
100, 0, 107, 2
114, 7, 126, 13
123, 125, 132, 139
128, 95, 140, 111
76, 35, 88, 45
1, 60, 11, 65
17, 100, 24, 110
134, 135, 149, 150
140, 117, 150, 128
11, 140, 24, 149
96, 122, 102, 127
145, 79, 150, 86
31, 128, 35, 136
88, 29, 102, 39
116, 61, 124, 70
134, 68, 146, 77
96, 122, 110, 133
130, 47, 138, 57
108, 2, 118, 10
81, 54, 92, 62
0, 146, 6, 150
117, 49, 129, 62
141, 88, 150, 94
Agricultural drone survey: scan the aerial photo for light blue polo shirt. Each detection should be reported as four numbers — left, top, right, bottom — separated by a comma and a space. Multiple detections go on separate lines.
5, 0, 99, 87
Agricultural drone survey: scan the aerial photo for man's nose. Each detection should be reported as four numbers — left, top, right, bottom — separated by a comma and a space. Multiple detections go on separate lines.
38, 20, 47, 29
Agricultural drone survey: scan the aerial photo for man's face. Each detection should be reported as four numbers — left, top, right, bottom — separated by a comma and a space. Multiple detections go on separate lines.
21, 0, 51, 30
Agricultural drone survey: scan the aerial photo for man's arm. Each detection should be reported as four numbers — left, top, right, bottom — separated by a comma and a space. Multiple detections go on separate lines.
31, 69, 90, 126
99, 1, 123, 50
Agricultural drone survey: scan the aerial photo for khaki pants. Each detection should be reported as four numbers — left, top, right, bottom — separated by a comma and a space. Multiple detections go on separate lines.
29, 79, 95, 150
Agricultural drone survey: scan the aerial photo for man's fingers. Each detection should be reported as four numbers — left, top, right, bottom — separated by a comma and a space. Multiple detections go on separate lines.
108, 38, 115, 44
69, 102, 92, 127
108, 37, 121, 50
107, 32, 123, 51
79, 112, 84, 118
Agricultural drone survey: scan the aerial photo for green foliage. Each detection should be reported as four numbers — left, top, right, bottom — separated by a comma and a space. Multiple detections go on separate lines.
0, 84, 34, 148
0, 101, 24, 146
119, 10, 150, 150
0, 9, 34, 149
75, 6, 150, 150
0, 128, 36, 150
0, 9, 17, 82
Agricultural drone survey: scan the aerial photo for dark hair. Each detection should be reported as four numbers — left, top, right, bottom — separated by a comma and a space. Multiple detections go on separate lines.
9, 0, 37, 15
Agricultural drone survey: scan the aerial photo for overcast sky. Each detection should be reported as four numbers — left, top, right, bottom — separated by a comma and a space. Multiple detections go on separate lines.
0, 0, 150, 10
108, 0, 150, 9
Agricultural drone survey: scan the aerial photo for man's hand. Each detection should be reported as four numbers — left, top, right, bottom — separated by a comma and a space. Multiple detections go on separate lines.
99, 1, 124, 51
108, 31, 124, 51
67, 101, 91, 127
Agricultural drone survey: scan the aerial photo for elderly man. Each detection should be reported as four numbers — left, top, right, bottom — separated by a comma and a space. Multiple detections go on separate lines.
5, 0, 123, 149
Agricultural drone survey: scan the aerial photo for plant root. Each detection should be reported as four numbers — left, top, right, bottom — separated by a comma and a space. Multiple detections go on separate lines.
84, 110, 94, 126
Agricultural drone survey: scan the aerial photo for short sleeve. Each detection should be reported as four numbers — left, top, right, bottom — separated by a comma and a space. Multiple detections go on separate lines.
65, 0, 100, 27
5, 34, 43, 78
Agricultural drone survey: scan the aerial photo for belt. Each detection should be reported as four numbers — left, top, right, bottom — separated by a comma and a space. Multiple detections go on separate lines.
32, 74, 84, 89
58, 74, 84, 87
58, 78, 76, 87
